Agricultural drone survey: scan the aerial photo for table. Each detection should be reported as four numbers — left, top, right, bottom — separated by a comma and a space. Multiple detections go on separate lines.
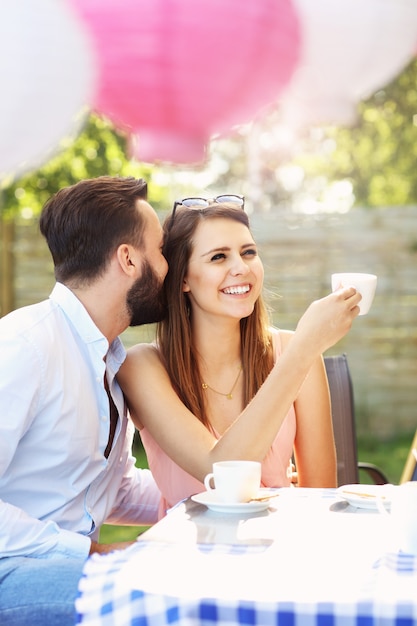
76, 488, 417, 625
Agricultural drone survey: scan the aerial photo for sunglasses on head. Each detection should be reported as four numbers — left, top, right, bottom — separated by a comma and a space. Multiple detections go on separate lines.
171, 194, 245, 222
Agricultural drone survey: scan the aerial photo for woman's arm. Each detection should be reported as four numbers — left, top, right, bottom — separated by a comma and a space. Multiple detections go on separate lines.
285, 333, 337, 487
118, 287, 360, 482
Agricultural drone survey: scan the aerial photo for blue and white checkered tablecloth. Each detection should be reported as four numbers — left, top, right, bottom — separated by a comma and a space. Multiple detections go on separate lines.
76, 540, 417, 626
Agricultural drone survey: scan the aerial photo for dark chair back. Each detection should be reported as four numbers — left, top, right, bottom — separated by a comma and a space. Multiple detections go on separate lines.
324, 354, 389, 487
324, 354, 359, 486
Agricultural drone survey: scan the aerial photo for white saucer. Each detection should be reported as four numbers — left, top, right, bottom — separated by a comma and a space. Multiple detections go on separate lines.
191, 489, 277, 513
337, 484, 392, 510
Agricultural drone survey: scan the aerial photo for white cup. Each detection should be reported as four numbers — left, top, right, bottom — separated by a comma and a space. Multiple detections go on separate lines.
204, 460, 261, 503
377, 482, 417, 554
331, 272, 377, 315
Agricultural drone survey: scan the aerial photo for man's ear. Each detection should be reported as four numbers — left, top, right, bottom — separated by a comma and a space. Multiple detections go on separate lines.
116, 244, 137, 276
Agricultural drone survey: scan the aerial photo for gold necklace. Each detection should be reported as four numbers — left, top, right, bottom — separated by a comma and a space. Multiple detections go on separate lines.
202, 366, 242, 400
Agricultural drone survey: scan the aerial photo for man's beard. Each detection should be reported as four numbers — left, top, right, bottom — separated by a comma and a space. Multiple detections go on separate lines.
127, 260, 167, 326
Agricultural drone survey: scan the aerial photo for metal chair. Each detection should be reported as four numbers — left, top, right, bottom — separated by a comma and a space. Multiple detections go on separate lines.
324, 353, 389, 487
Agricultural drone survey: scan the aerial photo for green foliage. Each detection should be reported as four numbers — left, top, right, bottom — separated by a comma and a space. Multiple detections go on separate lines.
296, 59, 417, 207
357, 431, 413, 485
1, 115, 169, 219
206, 59, 417, 211
3, 59, 417, 216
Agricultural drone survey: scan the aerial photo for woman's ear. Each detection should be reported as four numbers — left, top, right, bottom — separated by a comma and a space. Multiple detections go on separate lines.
182, 277, 190, 293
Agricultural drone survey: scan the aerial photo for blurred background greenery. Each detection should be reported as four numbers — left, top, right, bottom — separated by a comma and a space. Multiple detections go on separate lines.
3, 58, 417, 221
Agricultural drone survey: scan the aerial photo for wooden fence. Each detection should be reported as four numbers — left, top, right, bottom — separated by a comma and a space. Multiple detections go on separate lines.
4, 206, 417, 440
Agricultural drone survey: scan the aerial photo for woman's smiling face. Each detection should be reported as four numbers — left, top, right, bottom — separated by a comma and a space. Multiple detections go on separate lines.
182, 217, 264, 321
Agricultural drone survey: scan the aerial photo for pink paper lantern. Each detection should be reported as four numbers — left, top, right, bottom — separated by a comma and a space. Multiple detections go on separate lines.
279, 0, 417, 127
0, 0, 96, 181
70, 0, 301, 163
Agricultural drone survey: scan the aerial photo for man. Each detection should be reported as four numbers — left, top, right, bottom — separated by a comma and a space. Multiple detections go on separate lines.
0, 176, 168, 625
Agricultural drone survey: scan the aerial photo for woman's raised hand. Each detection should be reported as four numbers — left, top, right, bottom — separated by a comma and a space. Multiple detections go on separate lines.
294, 287, 361, 355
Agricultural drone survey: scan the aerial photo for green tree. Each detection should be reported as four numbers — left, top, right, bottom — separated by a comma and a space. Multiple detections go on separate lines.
1, 115, 169, 218
0, 115, 170, 314
294, 58, 417, 208
204, 59, 417, 212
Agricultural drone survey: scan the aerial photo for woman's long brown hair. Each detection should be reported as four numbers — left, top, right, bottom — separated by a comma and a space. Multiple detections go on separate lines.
156, 204, 274, 427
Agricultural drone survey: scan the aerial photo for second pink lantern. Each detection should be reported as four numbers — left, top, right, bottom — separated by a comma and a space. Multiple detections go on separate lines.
71, 0, 301, 163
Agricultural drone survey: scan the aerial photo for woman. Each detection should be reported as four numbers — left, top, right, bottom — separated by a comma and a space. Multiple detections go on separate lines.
118, 198, 360, 517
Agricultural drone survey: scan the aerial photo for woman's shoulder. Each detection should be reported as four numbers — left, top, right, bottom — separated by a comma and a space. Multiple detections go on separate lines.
124, 341, 163, 369
126, 340, 157, 356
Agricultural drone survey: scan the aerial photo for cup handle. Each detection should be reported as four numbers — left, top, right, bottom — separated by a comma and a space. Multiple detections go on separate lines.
204, 473, 215, 491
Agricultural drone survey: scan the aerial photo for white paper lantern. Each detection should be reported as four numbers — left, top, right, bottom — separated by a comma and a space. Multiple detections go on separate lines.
279, 0, 417, 126
0, 0, 96, 181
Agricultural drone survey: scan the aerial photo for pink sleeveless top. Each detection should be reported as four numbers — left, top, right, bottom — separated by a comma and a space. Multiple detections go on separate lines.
139, 330, 296, 519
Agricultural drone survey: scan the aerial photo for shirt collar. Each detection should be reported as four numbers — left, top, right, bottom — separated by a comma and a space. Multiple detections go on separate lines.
49, 282, 126, 368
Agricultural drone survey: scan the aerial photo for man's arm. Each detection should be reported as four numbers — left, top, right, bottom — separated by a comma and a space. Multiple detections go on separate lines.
0, 332, 91, 559
0, 498, 91, 559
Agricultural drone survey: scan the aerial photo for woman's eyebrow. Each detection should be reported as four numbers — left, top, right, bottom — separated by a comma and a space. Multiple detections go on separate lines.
200, 242, 256, 258
200, 246, 230, 258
